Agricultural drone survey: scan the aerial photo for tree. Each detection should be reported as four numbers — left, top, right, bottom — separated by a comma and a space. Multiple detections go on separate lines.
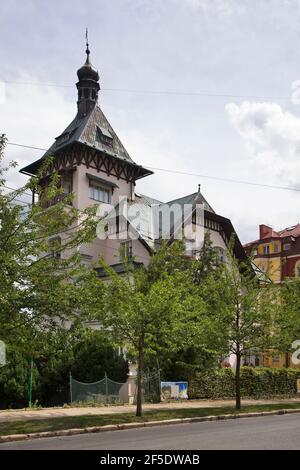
84, 241, 206, 416
273, 277, 300, 367
158, 234, 227, 382
0, 134, 97, 343
199, 244, 274, 410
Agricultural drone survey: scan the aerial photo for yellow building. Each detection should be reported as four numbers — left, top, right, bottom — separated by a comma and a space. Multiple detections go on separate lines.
245, 224, 300, 369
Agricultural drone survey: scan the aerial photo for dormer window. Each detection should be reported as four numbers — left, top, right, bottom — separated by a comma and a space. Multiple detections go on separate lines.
55, 132, 70, 147
96, 126, 113, 147
55, 127, 78, 148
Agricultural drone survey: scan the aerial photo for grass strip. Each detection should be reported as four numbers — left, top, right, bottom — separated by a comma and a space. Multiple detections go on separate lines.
0, 402, 300, 437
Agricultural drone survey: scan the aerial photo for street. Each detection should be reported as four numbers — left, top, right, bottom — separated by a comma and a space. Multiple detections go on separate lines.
0, 414, 299, 450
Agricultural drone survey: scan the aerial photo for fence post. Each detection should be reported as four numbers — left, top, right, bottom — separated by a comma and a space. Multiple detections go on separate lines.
105, 372, 108, 403
69, 371, 73, 404
157, 368, 161, 402
146, 367, 149, 397
28, 358, 33, 408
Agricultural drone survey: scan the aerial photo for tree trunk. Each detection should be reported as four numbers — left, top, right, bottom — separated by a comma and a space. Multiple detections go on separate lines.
285, 352, 289, 368
136, 334, 145, 417
235, 351, 241, 411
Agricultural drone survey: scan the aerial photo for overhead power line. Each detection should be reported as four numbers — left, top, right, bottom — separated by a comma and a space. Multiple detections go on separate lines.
6, 141, 300, 193
1, 79, 289, 101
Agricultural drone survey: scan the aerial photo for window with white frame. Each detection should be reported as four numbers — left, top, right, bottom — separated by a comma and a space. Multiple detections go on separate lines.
263, 245, 270, 255
120, 240, 133, 260
89, 182, 111, 203
295, 261, 300, 277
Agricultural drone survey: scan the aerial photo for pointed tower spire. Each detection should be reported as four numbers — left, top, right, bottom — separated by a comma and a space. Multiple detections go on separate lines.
85, 28, 90, 64
76, 29, 100, 117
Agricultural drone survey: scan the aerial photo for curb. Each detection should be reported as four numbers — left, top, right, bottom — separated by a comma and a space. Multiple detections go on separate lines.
1, 408, 300, 443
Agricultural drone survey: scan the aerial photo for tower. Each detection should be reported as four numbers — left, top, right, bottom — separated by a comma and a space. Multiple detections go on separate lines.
20, 34, 153, 195
76, 30, 100, 117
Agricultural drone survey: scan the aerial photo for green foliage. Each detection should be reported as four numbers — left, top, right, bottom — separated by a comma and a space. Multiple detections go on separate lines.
158, 347, 219, 382
191, 237, 276, 409
0, 134, 98, 344
189, 367, 300, 399
0, 329, 128, 408
273, 277, 300, 355
84, 240, 207, 415
71, 331, 128, 383
0, 345, 37, 408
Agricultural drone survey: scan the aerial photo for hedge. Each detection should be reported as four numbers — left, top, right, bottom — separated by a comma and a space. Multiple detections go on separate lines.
189, 367, 300, 399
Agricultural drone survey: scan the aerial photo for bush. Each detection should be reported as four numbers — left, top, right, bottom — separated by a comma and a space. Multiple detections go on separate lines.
0, 347, 39, 409
0, 331, 128, 409
189, 367, 300, 399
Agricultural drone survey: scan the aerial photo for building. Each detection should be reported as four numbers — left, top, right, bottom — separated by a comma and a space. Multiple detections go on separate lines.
20, 40, 247, 274
245, 223, 300, 368
244, 223, 300, 284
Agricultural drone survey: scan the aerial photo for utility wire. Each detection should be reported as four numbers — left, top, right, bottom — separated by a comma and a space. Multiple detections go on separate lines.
1, 79, 290, 101
6, 141, 300, 193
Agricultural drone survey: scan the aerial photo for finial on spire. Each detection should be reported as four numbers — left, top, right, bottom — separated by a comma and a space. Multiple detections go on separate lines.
85, 28, 90, 60
198, 183, 201, 193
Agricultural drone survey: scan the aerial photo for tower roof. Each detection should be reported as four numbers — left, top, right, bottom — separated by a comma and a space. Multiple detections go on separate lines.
20, 104, 153, 178
20, 33, 153, 180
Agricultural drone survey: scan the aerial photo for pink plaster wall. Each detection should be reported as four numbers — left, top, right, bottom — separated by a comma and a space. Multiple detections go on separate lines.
72, 164, 150, 266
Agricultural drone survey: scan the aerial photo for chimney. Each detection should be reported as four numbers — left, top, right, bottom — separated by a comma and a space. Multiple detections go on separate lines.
259, 224, 272, 240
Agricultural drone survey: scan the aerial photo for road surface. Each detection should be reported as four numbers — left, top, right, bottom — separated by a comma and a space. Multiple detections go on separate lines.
0, 414, 299, 450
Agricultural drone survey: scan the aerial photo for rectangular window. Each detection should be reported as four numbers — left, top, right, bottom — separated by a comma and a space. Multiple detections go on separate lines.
49, 237, 61, 259
120, 240, 133, 260
283, 243, 291, 251
274, 243, 279, 253
263, 245, 270, 255
272, 355, 280, 365
61, 174, 72, 194
89, 183, 110, 203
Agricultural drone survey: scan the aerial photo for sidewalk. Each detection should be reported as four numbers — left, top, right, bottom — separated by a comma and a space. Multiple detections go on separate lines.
0, 398, 299, 422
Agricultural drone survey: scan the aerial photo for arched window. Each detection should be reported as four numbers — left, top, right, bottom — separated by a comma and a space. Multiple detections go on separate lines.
84, 88, 89, 99
295, 261, 300, 277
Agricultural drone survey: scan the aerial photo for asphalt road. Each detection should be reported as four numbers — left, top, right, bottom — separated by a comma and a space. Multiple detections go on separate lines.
0, 414, 299, 450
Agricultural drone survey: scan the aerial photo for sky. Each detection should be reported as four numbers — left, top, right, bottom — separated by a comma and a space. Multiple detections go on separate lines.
1, 0, 300, 243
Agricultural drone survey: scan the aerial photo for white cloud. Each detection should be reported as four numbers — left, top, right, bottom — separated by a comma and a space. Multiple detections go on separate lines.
0, 75, 74, 188
177, 0, 245, 17
226, 101, 300, 187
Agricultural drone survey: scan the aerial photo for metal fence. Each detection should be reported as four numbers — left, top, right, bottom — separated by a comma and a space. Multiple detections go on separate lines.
70, 373, 127, 404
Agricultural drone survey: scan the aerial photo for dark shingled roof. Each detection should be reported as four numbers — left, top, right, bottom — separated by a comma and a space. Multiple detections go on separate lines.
96, 261, 144, 278
20, 105, 152, 177
166, 192, 215, 213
